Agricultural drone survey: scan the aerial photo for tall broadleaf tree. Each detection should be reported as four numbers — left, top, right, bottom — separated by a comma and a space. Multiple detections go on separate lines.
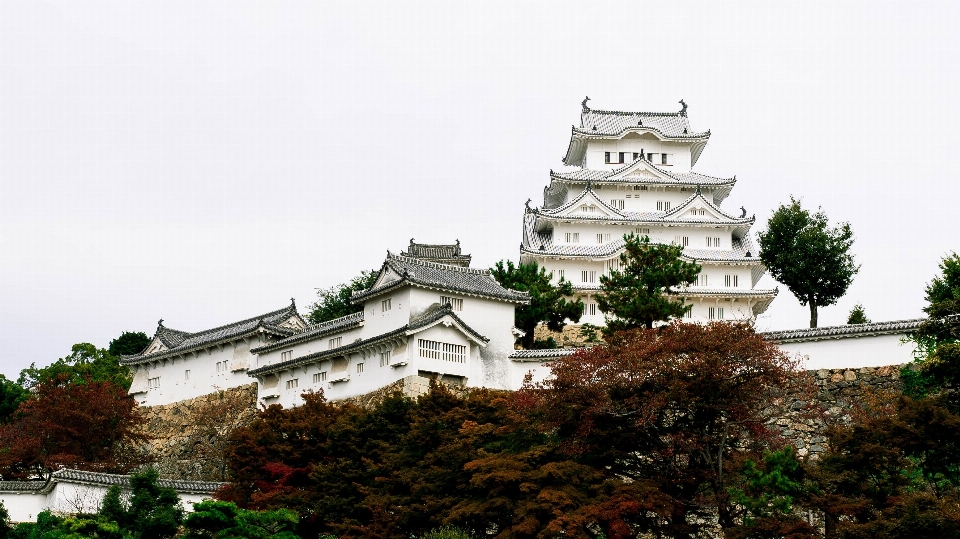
307, 270, 379, 325
490, 260, 583, 348
758, 197, 859, 328
594, 233, 700, 332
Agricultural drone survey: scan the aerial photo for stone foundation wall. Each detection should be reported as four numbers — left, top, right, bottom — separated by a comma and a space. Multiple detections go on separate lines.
138, 366, 907, 481
771, 365, 903, 458
138, 383, 259, 481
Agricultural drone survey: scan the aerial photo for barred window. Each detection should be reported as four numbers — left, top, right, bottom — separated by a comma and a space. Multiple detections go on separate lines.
440, 296, 463, 311
418, 339, 467, 363
148, 377, 160, 390
281, 350, 293, 362
313, 372, 327, 383
329, 336, 342, 349
286, 379, 298, 390
380, 351, 391, 367
381, 298, 392, 312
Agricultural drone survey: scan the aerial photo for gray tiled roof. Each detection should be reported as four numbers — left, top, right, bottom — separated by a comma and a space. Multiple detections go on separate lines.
577, 109, 708, 139
351, 253, 530, 304
0, 479, 51, 492
50, 469, 225, 494
670, 287, 779, 297
247, 305, 488, 376
121, 301, 304, 365
763, 319, 925, 343
251, 311, 365, 354
551, 165, 734, 186
509, 348, 580, 361
522, 215, 761, 263
401, 239, 472, 267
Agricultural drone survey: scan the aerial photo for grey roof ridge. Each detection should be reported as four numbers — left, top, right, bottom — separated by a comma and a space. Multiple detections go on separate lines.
530, 209, 752, 226
121, 310, 299, 365
50, 469, 225, 494
509, 347, 581, 361
251, 311, 365, 354
350, 253, 529, 305
571, 123, 710, 140
551, 161, 735, 185
762, 318, 925, 343
520, 238, 766, 262
586, 107, 686, 118
667, 287, 779, 297
247, 306, 488, 376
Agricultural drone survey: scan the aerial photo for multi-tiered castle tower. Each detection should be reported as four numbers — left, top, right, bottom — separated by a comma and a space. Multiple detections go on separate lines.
521, 98, 777, 325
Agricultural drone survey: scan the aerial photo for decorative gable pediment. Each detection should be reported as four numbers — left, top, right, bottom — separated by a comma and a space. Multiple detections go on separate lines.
278, 316, 305, 331
372, 267, 403, 289
554, 189, 622, 219
143, 336, 168, 355
608, 158, 673, 183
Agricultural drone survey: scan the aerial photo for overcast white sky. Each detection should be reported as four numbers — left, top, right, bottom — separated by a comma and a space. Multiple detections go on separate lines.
1, 1, 958, 379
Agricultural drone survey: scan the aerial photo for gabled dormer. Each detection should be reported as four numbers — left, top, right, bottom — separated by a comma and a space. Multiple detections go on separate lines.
538, 185, 628, 220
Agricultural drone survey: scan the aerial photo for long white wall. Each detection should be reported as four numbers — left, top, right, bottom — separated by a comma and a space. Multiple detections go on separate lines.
129, 338, 267, 406
584, 139, 692, 171
778, 333, 917, 370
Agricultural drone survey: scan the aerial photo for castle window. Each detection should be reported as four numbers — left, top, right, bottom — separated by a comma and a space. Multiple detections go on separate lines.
661, 153, 671, 165
440, 296, 463, 311
597, 233, 610, 244
286, 378, 298, 390
148, 377, 160, 390
619, 152, 626, 163
610, 199, 625, 210
674, 236, 689, 247
329, 336, 342, 349
581, 270, 597, 283
381, 298, 392, 312
708, 307, 715, 320
216, 360, 228, 373
657, 201, 671, 211
633, 152, 640, 160
607, 258, 622, 272
184, 370, 190, 381
705, 236, 721, 247
565, 232, 580, 243
646, 153, 653, 161
583, 303, 597, 316
357, 363, 364, 373
724, 275, 738, 287
380, 351, 391, 367
555, 269, 565, 281
684, 305, 693, 318
604, 152, 610, 163
281, 350, 293, 362
313, 372, 327, 383
696, 274, 708, 287
418, 339, 466, 363
634, 185, 648, 191
635, 227, 651, 236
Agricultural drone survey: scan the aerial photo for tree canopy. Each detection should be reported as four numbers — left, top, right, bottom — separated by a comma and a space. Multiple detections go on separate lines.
489, 260, 583, 348
108, 331, 151, 357
594, 233, 700, 332
847, 303, 871, 325
17, 343, 132, 391
905, 252, 960, 403
0, 374, 147, 479
529, 321, 807, 535
307, 270, 378, 325
758, 197, 859, 328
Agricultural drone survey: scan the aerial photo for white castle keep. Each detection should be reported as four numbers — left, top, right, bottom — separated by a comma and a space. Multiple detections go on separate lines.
521, 98, 777, 325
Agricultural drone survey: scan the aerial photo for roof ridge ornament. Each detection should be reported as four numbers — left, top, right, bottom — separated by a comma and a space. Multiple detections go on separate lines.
740, 206, 747, 218
679, 99, 688, 117
525, 198, 532, 213
581, 96, 590, 112
696, 184, 702, 196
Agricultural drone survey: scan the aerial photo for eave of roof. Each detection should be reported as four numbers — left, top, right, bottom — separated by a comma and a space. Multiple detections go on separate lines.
763, 318, 925, 343
251, 311, 365, 354
121, 303, 303, 365
509, 348, 581, 361
50, 469, 225, 494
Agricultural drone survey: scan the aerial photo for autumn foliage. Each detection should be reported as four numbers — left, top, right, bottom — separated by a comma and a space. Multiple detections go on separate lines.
220, 321, 820, 538
0, 374, 146, 479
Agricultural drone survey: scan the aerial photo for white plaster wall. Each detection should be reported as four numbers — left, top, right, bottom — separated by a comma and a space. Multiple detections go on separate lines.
131, 337, 266, 406
508, 360, 554, 389
584, 139, 692, 172
407, 288, 518, 390
362, 289, 411, 336
0, 483, 211, 523
255, 325, 364, 372
0, 492, 45, 523
778, 333, 916, 370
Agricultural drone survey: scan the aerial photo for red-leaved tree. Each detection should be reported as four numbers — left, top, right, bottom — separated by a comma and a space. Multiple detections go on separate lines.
525, 321, 811, 537
0, 374, 147, 479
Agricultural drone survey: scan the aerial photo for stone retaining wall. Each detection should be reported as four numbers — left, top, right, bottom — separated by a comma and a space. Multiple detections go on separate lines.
772, 364, 903, 457
138, 366, 907, 480
138, 383, 259, 481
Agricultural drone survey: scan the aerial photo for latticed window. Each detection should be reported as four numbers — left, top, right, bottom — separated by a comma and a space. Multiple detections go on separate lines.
380, 351, 391, 367
419, 339, 466, 363
148, 377, 160, 390
329, 336, 342, 349
440, 296, 463, 311
286, 379, 298, 390
313, 372, 326, 383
